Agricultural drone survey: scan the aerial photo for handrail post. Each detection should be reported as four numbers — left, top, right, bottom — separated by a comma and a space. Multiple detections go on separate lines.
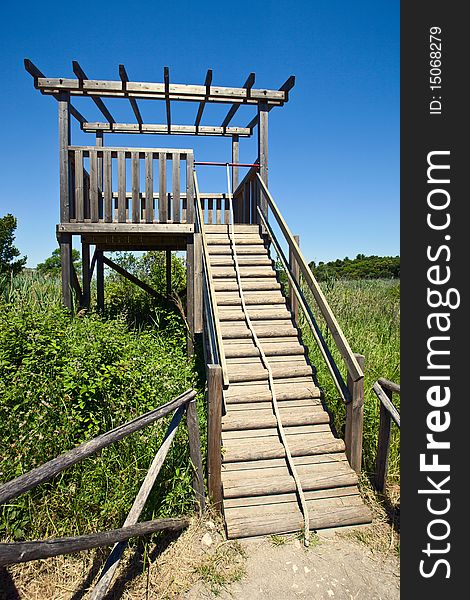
186, 397, 206, 512
345, 353, 365, 473
289, 234, 300, 321
375, 386, 393, 491
207, 364, 223, 511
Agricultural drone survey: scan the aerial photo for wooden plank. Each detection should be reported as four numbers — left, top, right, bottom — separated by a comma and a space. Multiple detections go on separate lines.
96, 250, 104, 312
222, 434, 344, 462
59, 233, 72, 309
215, 280, 280, 292
222, 424, 331, 440
118, 151, 126, 223
194, 69, 212, 127
222, 408, 329, 430
82, 122, 252, 137
102, 255, 167, 302
216, 198, 222, 225
72, 61, 115, 124
290, 234, 300, 321
222, 454, 348, 473
131, 151, 140, 223
104, 151, 112, 223
223, 484, 358, 508
89, 405, 185, 600
232, 135, 239, 193
224, 198, 230, 224
0, 390, 196, 505
57, 223, 193, 234
164, 66, 171, 132
118, 64, 143, 125
75, 149, 84, 222
0, 519, 189, 567
194, 233, 203, 334
159, 152, 167, 222
172, 153, 181, 222
145, 152, 154, 223
375, 381, 401, 423
81, 240, 91, 308
89, 150, 99, 222
186, 235, 195, 355
224, 382, 320, 403
186, 398, 205, 511
207, 365, 223, 511
186, 153, 194, 223
221, 73, 255, 127
207, 198, 213, 224
69, 146, 192, 156
257, 102, 269, 224
345, 354, 365, 474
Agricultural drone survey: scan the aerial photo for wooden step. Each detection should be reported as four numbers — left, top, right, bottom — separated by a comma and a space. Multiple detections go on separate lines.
219, 308, 291, 321
211, 267, 275, 278
226, 398, 321, 412
226, 355, 308, 366
224, 342, 305, 358
222, 453, 349, 474
228, 365, 312, 383
214, 280, 280, 292
222, 460, 357, 499
222, 406, 330, 430
209, 256, 272, 266
208, 245, 268, 255
224, 381, 321, 403
222, 323, 296, 338
207, 236, 264, 246
222, 433, 344, 462
205, 225, 261, 234
216, 293, 286, 306
224, 491, 372, 538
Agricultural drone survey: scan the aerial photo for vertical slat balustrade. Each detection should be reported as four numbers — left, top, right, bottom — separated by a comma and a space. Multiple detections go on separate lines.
145, 152, 154, 224
131, 152, 140, 223
104, 152, 112, 223
90, 150, 99, 222
75, 150, 84, 222
172, 153, 181, 222
159, 152, 167, 223
118, 152, 126, 223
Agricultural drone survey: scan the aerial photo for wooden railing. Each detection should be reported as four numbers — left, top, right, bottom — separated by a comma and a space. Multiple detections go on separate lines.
67, 146, 194, 225
254, 173, 365, 473
232, 165, 259, 224
373, 378, 400, 491
0, 389, 204, 596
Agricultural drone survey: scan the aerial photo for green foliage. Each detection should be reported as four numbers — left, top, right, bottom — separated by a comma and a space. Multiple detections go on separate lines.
0, 214, 27, 276
309, 254, 400, 281
36, 247, 81, 276
0, 272, 204, 541
299, 279, 400, 480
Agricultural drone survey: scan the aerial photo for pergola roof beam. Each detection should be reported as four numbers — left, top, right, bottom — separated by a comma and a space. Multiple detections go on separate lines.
221, 72, 255, 128
24, 58, 88, 125
245, 74, 295, 129
164, 66, 171, 133
194, 69, 213, 128
72, 61, 115, 124
81, 122, 252, 137
119, 64, 143, 125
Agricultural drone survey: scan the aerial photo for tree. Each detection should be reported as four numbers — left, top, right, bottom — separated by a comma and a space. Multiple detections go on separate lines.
0, 214, 27, 275
37, 248, 81, 276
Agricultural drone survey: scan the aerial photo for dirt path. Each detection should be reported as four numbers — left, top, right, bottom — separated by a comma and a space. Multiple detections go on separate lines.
186, 532, 400, 600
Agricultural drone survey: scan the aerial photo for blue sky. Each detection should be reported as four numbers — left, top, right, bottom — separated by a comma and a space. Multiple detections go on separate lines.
0, 0, 399, 267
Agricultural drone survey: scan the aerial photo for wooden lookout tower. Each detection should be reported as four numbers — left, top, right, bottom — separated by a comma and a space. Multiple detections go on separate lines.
25, 59, 371, 539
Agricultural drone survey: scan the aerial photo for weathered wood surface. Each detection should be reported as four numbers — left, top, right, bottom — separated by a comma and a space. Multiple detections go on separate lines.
0, 389, 196, 505
83, 122, 252, 137
373, 380, 400, 491
345, 354, 365, 474
186, 399, 205, 511
207, 365, 223, 511
0, 519, 188, 567
90, 404, 186, 599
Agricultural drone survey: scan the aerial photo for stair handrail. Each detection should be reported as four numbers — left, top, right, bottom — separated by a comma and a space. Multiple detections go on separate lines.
193, 170, 229, 387
256, 173, 364, 384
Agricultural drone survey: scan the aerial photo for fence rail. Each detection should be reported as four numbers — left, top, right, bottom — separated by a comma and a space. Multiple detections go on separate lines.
0, 388, 203, 595
373, 378, 400, 491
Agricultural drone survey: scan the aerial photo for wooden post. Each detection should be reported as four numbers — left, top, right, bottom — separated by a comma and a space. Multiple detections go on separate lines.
96, 249, 104, 313
231, 134, 239, 192
375, 387, 393, 491
59, 233, 73, 310
58, 93, 70, 224
289, 235, 300, 321
186, 236, 195, 356
207, 364, 223, 511
82, 240, 91, 309
186, 397, 206, 512
166, 250, 172, 299
193, 233, 203, 334
257, 101, 269, 225
345, 353, 365, 474
96, 132, 103, 220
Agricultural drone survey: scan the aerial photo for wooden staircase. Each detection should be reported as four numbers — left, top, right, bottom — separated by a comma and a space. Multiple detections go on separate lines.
206, 224, 372, 539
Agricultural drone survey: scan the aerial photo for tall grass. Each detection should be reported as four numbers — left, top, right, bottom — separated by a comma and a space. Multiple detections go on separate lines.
299, 279, 400, 481
0, 272, 204, 541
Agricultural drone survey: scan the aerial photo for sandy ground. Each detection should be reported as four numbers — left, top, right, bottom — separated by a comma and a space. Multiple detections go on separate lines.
186, 533, 400, 600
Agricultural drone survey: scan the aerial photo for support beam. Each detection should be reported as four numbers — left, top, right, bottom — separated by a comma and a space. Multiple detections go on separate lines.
81, 122, 252, 137
58, 93, 70, 223
221, 72, 255, 127
96, 249, 104, 313
82, 240, 91, 308
345, 353, 365, 474
246, 75, 295, 129
231, 135, 239, 192
59, 233, 72, 310
72, 61, 115, 124
102, 255, 167, 303
186, 235, 195, 356
207, 364, 223, 511
119, 64, 143, 125
186, 398, 206, 512
164, 66, 171, 133
194, 69, 212, 128
257, 102, 269, 224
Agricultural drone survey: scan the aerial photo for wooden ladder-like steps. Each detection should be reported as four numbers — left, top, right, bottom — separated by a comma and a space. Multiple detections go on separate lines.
205, 223, 372, 538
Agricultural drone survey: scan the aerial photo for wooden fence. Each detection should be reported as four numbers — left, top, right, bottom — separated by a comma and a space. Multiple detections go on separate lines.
373, 378, 400, 491
0, 389, 204, 599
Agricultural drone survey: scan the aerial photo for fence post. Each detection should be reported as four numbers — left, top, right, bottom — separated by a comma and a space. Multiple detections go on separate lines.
186, 397, 206, 512
375, 387, 393, 491
207, 364, 223, 511
289, 235, 300, 322
345, 353, 365, 474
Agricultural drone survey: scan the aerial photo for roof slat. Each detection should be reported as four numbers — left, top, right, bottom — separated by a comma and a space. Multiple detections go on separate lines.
119, 64, 143, 125
221, 73, 255, 128
72, 61, 115, 124
195, 69, 213, 128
